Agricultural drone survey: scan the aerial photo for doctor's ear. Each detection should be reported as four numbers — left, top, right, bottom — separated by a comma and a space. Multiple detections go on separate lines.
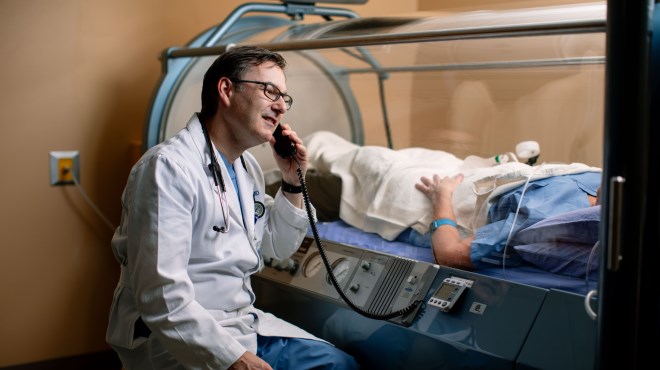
217, 77, 234, 105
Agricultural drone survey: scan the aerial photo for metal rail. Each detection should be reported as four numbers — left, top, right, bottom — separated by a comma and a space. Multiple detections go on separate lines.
344, 56, 605, 74
167, 18, 606, 58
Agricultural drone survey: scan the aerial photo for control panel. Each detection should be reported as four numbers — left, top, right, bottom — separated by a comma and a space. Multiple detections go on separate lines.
258, 237, 439, 326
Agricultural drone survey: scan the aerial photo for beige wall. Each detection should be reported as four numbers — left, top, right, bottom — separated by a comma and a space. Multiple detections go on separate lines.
0, 0, 600, 367
0, 0, 415, 367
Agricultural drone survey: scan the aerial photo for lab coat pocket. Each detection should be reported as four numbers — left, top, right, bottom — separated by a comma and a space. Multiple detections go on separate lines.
106, 284, 147, 349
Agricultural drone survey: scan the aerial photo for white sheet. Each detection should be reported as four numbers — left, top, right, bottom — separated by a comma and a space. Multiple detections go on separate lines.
305, 131, 601, 241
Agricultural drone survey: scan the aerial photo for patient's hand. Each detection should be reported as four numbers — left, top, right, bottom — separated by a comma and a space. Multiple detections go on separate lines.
229, 351, 273, 370
416, 173, 474, 268
416, 173, 464, 203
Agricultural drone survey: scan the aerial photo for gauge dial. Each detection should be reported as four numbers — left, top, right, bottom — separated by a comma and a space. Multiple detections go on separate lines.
302, 251, 323, 278
327, 257, 351, 285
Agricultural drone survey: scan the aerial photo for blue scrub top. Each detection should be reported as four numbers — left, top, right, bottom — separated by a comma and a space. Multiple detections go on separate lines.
470, 171, 601, 268
395, 171, 602, 269
219, 150, 246, 228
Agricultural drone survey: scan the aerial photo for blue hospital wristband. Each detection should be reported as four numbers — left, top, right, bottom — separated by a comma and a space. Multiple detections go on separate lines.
430, 218, 457, 233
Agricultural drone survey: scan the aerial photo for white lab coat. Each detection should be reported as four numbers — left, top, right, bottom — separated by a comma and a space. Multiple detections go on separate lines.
106, 114, 322, 370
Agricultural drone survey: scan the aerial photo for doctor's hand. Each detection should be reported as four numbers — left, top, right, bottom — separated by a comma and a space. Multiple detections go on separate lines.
228, 351, 273, 370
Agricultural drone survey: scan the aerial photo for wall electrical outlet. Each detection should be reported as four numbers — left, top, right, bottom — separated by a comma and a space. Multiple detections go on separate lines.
50, 151, 80, 186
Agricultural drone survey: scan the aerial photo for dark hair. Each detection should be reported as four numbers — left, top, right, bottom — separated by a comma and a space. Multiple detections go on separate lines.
199, 45, 287, 122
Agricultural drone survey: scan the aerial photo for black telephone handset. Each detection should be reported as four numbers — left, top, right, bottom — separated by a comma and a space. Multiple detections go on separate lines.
273, 124, 297, 158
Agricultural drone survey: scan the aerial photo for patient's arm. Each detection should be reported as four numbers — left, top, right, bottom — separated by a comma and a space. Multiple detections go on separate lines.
416, 174, 474, 269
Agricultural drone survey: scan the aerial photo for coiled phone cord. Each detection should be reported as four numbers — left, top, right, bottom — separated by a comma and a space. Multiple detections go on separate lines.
293, 161, 422, 321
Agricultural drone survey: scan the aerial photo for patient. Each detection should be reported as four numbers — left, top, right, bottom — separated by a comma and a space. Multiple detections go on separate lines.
412, 172, 601, 270
304, 130, 602, 275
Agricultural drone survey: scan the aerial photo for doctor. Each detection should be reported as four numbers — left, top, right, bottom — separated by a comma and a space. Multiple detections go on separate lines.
106, 46, 358, 370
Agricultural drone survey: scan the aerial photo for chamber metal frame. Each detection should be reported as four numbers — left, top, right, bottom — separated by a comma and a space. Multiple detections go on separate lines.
161, 10, 606, 150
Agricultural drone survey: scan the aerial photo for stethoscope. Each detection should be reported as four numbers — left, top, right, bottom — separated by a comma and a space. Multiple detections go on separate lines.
201, 122, 231, 233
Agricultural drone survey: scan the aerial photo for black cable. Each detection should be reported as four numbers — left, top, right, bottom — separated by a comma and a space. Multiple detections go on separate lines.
294, 162, 422, 321
377, 75, 393, 149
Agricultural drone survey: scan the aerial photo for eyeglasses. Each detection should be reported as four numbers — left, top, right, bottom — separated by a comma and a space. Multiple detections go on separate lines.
232, 79, 293, 110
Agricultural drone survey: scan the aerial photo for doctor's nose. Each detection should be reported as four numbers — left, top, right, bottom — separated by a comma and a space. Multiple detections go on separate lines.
272, 98, 288, 115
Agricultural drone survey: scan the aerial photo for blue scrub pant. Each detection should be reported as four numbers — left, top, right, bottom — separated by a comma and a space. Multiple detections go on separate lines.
257, 335, 360, 369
